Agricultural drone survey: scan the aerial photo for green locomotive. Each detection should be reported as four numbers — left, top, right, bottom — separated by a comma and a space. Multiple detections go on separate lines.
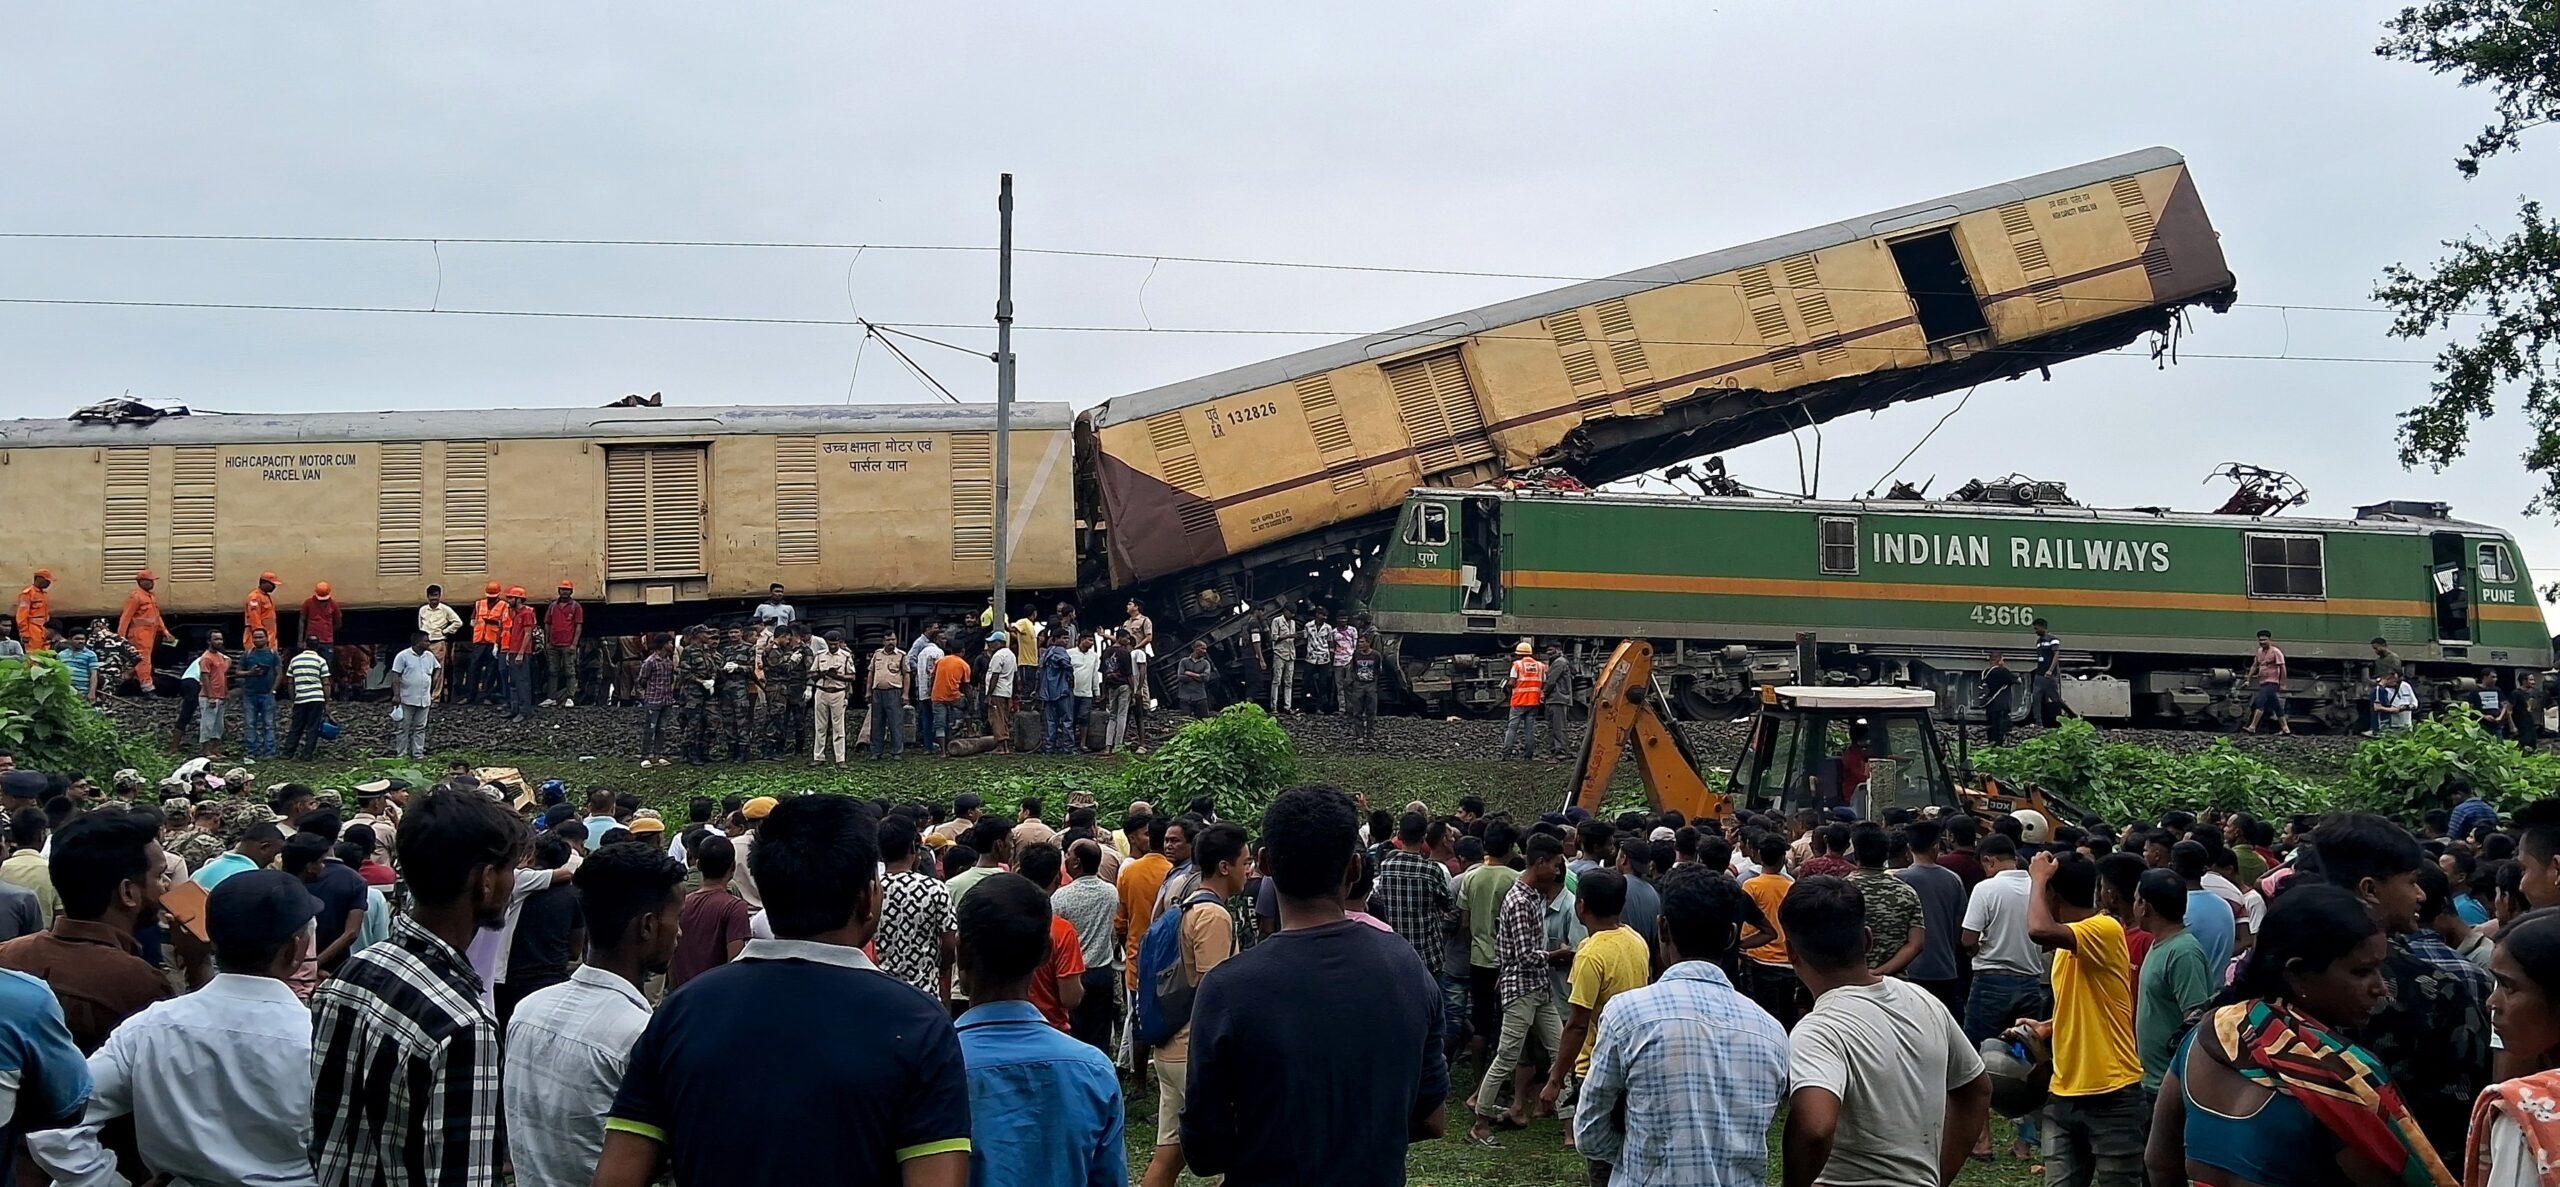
1364, 488, 2549, 729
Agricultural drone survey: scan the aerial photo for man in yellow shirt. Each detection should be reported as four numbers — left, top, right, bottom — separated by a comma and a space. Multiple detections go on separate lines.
2025, 850, 2144, 1187
1543, 867, 1653, 1116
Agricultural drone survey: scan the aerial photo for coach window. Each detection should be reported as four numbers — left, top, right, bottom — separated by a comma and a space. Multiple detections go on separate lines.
1405, 502, 1449, 547
1819, 517, 1859, 575
2245, 533, 2326, 599
2478, 542, 2516, 585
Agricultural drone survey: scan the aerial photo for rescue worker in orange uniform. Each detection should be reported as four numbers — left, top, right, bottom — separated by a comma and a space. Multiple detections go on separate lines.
500, 585, 539, 721
1497, 639, 1547, 761
118, 570, 167, 693
13, 570, 51, 653
244, 571, 279, 650
466, 580, 508, 704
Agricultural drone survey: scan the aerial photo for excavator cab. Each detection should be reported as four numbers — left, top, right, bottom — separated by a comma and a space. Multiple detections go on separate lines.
1728, 686, 1968, 819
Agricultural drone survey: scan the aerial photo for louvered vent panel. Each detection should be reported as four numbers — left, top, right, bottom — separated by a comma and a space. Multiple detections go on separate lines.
2141, 246, 2175, 281
1595, 299, 1638, 338
1143, 412, 1216, 536
443, 442, 491, 576
2111, 178, 2157, 239
1421, 350, 1493, 467
1385, 357, 1454, 471
1779, 255, 1821, 292
378, 443, 424, 578
1545, 311, 1608, 402
1294, 374, 1369, 494
1738, 267, 1776, 301
1793, 258, 1848, 366
647, 449, 706, 576
1742, 267, 1802, 376
167, 446, 217, 583
102, 448, 152, 582
950, 433, 994, 561
1999, 202, 2065, 308
774, 436, 820, 566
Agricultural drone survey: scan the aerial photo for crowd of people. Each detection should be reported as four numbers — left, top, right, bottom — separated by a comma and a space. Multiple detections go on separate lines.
3, 740, 2560, 1187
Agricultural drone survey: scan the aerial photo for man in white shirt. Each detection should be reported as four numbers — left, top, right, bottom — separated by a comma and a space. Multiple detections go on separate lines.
1784, 874, 1990, 1187
504, 843, 685, 1187
389, 630, 440, 760
1070, 633, 1101, 749
1267, 607, 1299, 713
1958, 834, 2046, 1041
417, 584, 464, 704
985, 640, 1020, 753
2374, 670, 2419, 731
29, 870, 323, 1187
752, 584, 796, 630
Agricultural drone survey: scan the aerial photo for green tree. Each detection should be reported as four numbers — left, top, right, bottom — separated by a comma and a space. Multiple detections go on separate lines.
2373, 2, 2560, 526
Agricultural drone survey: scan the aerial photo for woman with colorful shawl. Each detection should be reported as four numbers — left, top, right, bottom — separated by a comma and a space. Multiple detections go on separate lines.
2467, 908, 2560, 1187
2146, 884, 2456, 1187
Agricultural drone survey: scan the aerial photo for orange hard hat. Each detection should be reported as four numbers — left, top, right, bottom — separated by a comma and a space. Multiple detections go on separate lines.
558, 580, 574, 590
31, 568, 50, 581
314, 581, 332, 596
485, 581, 502, 595
260, 571, 278, 584
507, 586, 527, 598
135, 569, 154, 581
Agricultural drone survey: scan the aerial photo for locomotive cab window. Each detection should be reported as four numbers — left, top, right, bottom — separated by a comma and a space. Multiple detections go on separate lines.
1405, 502, 1449, 547
2478, 542, 2517, 585
1818, 517, 1859, 575
2245, 533, 2326, 599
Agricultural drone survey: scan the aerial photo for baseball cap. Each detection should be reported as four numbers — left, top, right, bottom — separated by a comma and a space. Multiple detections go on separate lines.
0, 771, 48, 802
260, 571, 278, 583
742, 796, 779, 821
207, 870, 324, 949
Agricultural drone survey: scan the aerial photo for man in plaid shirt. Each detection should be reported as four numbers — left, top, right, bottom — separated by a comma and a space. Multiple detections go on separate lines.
1467, 833, 1569, 1146
1576, 864, 1789, 1186
311, 788, 531, 1187
1371, 812, 1457, 983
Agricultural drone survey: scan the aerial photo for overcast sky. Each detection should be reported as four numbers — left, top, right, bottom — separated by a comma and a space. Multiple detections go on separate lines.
6, 2, 2557, 629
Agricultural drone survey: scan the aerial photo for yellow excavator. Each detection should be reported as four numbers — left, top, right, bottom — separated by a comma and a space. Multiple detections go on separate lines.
1564, 639, 2066, 824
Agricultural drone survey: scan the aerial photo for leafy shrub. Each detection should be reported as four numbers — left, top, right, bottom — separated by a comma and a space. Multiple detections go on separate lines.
1121, 704, 1300, 827
0, 655, 176, 782
1973, 720, 2336, 823
2346, 705, 2560, 815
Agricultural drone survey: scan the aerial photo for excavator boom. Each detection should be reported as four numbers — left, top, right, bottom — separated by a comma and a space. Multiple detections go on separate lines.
1566, 640, 1731, 822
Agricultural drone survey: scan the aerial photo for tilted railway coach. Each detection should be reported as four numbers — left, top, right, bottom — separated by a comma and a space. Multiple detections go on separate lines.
0, 404, 1079, 633
1367, 488, 2551, 729
1082, 145, 2234, 631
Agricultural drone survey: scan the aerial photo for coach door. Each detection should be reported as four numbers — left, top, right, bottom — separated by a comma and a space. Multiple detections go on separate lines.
1460, 495, 1503, 622
2430, 531, 2471, 645
603, 444, 709, 602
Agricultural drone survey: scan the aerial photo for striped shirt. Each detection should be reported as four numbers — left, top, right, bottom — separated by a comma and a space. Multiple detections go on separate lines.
310, 914, 504, 1187
289, 650, 332, 704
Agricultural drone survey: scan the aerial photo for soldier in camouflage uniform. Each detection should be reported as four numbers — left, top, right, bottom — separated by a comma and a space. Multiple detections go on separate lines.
714, 625, 758, 763
761, 623, 812, 757
674, 626, 720, 764
167, 802, 231, 870
87, 618, 137, 696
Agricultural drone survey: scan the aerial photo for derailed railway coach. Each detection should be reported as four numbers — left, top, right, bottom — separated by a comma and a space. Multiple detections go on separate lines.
0, 403, 1079, 642
1367, 488, 2552, 731
1079, 145, 2235, 637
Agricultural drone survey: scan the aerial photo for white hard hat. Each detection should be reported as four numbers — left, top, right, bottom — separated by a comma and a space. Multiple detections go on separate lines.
2011, 808, 2051, 846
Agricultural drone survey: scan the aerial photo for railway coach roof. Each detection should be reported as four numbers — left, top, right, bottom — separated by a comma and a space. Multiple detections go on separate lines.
1413, 486, 2512, 537
0, 402, 1073, 446
1085, 146, 2192, 429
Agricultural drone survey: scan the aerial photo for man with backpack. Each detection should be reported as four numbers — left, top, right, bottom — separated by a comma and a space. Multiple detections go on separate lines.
1135, 821, 1246, 1187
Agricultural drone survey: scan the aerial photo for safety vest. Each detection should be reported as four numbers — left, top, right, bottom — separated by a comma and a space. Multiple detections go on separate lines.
1509, 657, 1546, 708
472, 597, 507, 645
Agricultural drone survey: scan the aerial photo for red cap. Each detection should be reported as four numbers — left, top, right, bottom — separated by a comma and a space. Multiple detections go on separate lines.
314, 581, 332, 597
260, 571, 278, 584
485, 581, 502, 595
507, 586, 527, 598
135, 569, 155, 582
558, 580, 574, 590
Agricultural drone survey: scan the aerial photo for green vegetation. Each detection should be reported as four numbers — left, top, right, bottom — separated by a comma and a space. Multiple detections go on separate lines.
0, 654, 174, 782
2372, 2, 2560, 547
1972, 709, 2558, 822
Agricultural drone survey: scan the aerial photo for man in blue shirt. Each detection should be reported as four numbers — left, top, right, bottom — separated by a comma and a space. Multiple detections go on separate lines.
2448, 781, 2498, 843
235, 629, 281, 759
0, 967, 90, 1160
954, 873, 1124, 1187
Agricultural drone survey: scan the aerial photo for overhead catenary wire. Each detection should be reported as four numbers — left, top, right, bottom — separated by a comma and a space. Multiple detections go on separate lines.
0, 228, 2475, 319
0, 294, 2445, 368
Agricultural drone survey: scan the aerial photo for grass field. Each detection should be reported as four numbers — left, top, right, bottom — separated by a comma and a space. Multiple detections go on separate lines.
1117, 1080, 2044, 1186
